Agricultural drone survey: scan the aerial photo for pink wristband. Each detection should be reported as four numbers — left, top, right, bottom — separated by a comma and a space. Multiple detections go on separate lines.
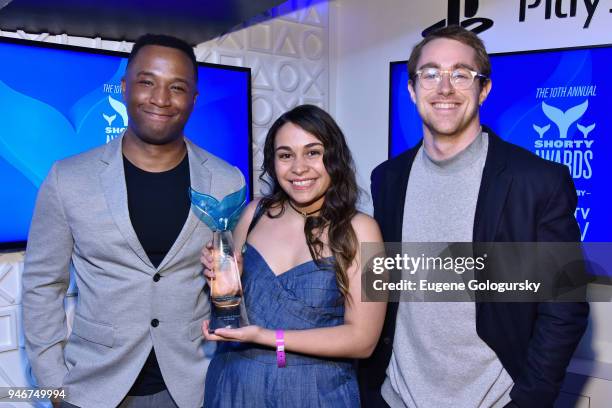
275, 330, 286, 368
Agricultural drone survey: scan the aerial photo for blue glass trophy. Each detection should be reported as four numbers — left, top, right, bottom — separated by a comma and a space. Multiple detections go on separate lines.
190, 186, 247, 331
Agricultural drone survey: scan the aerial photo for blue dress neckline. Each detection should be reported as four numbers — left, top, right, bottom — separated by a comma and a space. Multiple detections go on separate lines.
244, 242, 334, 278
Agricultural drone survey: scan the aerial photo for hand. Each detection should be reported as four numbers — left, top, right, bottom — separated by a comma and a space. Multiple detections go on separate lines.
200, 242, 244, 280
202, 320, 264, 343
200, 241, 214, 280
52, 400, 62, 408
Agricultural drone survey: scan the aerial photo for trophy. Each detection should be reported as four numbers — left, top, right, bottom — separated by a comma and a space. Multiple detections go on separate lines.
190, 186, 247, 332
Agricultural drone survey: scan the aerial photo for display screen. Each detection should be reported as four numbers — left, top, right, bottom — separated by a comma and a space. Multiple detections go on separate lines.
0, 38, 252, 248
389, 45, 612, 245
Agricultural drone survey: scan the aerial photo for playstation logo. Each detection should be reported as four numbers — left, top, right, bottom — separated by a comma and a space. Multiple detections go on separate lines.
422, 0, 494, 37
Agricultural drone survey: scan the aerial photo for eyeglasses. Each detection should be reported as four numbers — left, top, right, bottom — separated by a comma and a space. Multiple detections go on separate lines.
414, 67, 488, 90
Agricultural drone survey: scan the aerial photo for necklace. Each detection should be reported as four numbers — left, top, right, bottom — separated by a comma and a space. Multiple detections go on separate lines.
287, 200, 322, 218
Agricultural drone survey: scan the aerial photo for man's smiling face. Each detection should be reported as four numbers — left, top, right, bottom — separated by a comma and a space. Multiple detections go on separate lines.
122, 44, 198, 146
408, 38, 491, 141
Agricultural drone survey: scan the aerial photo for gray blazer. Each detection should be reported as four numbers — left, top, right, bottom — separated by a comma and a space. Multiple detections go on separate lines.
22, 136, 244, 408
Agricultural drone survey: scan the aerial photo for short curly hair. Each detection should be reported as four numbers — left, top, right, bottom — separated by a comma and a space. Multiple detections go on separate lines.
128, 34, 198, 81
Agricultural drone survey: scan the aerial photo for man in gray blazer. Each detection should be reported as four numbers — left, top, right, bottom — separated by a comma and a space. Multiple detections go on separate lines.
22, 34, 244, 408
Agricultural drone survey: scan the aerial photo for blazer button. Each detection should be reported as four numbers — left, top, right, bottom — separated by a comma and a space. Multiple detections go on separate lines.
151, 319, 159, 327
153, 273, 161, 282
383, 337, 391, 345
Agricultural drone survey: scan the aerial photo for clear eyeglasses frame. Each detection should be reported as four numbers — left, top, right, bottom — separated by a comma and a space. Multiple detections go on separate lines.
414, 67, 488, 90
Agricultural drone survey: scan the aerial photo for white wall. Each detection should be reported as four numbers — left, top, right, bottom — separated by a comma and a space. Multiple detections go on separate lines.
330, 0, 428, 211
194, 1, 329, 194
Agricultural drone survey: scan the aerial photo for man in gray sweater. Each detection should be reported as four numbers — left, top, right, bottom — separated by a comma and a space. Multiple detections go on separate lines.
359, 25, 588, 408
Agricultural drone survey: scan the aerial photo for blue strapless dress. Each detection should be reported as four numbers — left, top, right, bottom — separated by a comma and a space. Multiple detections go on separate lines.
204, 244, 360, 407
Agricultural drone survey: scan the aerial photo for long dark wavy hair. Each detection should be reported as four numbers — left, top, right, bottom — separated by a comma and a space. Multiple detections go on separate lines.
259, 105, 359, 299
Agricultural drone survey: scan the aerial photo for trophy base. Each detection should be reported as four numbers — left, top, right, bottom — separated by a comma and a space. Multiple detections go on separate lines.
209, 304, 241, 333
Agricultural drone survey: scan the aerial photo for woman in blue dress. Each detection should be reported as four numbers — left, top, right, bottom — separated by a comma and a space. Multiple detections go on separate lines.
201, 104, 385, 407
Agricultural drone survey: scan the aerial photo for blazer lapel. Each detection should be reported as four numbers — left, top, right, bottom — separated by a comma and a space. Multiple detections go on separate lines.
474, 130, 512, 314
387, 145, 420, 242
99, 136, 155, 270
473, 130, 512, 243
157, 139, 211, 271
376, 145, 419, 352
